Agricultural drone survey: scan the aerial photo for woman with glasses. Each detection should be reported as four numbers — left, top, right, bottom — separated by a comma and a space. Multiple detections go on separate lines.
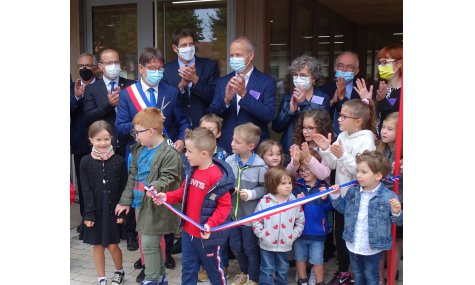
354, 43, 403, 136
272, 55, 332, 165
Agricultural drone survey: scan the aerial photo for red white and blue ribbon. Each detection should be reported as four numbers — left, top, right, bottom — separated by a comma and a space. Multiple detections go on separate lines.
144, 176, 400, 232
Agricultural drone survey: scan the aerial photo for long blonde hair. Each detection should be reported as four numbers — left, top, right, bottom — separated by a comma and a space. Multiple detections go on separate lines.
376, 112, 401, 156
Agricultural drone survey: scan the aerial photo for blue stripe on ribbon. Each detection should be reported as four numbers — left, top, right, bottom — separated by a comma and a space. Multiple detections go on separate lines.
143, 176, 399, 232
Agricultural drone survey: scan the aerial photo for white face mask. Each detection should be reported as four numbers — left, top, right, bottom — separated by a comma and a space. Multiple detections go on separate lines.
104, 63, 121, 80
177, 46, 195, 62
293, 76, 311, 90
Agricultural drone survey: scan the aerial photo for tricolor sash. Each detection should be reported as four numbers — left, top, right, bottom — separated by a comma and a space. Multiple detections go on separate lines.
125, 81, 171, 112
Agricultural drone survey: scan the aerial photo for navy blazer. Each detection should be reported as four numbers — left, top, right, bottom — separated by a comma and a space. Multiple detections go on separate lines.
162, 56, 220, 128
115, 80, 190, 158
70, 81, 90, 155
83, 76, 135, 155
208, 67, 276, 154
320, 79, 361, 139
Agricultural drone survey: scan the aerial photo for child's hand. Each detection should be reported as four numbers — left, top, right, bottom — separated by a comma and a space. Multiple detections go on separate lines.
201, 224, 211, 239
84, 220, 94, 227
330, 140, 344, 158
151, 192, 167, 206
289, 144, 301, 166
116, 218, 124, 224
296, 193, 305, 199
301, 142, 311, 164
145, 185, 157, 198
328, 184, 341, 195
115, 204, 130, 216
389, 198, 401, 214
312, 133, 331, 151
239, 190, 249, 201
318, 186, 328, 200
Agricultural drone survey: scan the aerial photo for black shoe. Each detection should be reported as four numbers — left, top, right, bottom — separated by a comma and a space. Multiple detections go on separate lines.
127, 236, 139, 251
134, 257, 144, 269
165, 255, 176, 269
170, 237, 182, 255
136, 268, 145, 283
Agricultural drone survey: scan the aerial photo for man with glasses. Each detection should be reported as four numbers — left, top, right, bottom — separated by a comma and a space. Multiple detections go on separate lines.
162, 28, 220, 130
321, 51, 362, 139
71, 53, 97, 225
83, 48, 138, 252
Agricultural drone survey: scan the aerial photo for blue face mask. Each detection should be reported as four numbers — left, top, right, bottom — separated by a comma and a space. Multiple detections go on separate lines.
145, 69, 164, 86
229, 55, 250, 74
335, 70, 354, 82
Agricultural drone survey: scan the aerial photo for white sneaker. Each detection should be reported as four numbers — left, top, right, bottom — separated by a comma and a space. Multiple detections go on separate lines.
308, 267, 316, 285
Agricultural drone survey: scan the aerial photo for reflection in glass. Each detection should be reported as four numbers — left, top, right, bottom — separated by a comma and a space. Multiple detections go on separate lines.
156, 1, 227, 76
92, 4, 138, 80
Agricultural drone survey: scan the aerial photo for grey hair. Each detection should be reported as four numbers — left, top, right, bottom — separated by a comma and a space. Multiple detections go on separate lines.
233, 36, 255, 53
78, 52, 96, 65
335, 51, 359, 67
290, 54, 322, 80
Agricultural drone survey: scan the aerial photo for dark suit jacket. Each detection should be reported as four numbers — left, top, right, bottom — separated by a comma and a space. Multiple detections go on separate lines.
162, 56, 220, 128
208, 68, 276, 154
83, 76, 135, 156
115, 80, 190, 158
320, 79, 361, 139
70, 82, 90, 155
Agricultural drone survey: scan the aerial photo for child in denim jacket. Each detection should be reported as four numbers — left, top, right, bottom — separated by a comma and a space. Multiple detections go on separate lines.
329, 150, 402, 285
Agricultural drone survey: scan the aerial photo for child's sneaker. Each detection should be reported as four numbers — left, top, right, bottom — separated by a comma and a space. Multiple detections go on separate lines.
308, 267, 316, 285
327, 272, 352, 285
230, 273, 249, 285
111, 271, 125, 285
198, 268, 208, 282
97, 278, 107, 285
297, 278, 309, 285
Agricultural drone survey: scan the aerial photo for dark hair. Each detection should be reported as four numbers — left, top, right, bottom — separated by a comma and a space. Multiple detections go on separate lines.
355, 150, 391, 178
200, 113, 223, 133
172, 28, 198, 46
343, 99, 376, 134
293, 109, 332, 160
264, 168, 292, 195
88, 120, 114, 138
185, 127, 216, 155
139, 47, 164, 66
257, 140, 283, 168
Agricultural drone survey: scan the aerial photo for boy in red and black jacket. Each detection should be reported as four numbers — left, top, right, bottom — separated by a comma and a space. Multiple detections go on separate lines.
150, 127, 235, 285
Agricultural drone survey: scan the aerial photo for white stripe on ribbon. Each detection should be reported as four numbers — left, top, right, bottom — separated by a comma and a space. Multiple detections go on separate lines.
130, 84, 148, 110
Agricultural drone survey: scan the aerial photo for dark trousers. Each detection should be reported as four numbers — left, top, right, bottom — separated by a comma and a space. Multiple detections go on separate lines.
122, 208, 137, 239
73, 152, 88, 217
229, 225, 260, 282
181, 232, 227, 285
349, 251, 383, 285
164, 233, 175, 257
334, 211, 350, 272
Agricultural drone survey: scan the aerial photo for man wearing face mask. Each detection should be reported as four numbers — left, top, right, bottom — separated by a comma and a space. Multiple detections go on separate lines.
272, 54, 331, 164
208, 36, 276, 154
116, 47, 190, 159
162, 28, 220, 129
71, 53, 97, 222
320, 51, 362, 139
83, 48, 135, 157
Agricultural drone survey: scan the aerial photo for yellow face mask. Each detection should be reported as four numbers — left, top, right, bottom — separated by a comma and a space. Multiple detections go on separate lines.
378, 64, 396, 80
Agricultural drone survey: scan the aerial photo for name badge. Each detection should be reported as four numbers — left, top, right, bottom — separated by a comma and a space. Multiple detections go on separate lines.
249, 90, 261, 100
388, 98, 397, 106
311, 95, 324, 105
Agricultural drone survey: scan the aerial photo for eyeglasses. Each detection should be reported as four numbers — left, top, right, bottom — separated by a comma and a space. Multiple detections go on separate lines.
298, 168, 311, 174
292, 73, 310, 80
130, 128, 150, 137
302, 126, 317, 133
100, 61, 120, 66
78, 64, 94, 69
336, 63, 357, 71
339, 114, 358, 120
377, 59, 398, 66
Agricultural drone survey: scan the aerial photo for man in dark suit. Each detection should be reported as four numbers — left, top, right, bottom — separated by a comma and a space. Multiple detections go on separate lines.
83, 48, 135, 157
162, 28, 220, 129
71, 53, 97, 220
208, 36, 276, 154
82, 48, 138, 251
320, 51, 362, 139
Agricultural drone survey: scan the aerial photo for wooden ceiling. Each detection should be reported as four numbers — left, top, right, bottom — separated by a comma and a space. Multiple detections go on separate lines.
315, 0, 403, 27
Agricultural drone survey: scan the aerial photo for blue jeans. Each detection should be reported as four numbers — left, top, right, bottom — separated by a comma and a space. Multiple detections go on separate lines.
348, 251, 383, 285
259, 249, 289, 285
181, 232, 227, 285
229, 225, 260, 282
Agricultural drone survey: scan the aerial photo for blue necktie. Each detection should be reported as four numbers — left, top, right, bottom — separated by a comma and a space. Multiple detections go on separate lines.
148, 88, 156, 107
110, 81, 116, 93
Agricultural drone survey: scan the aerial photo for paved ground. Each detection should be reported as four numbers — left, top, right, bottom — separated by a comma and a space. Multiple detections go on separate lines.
70, 203, 402, 284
